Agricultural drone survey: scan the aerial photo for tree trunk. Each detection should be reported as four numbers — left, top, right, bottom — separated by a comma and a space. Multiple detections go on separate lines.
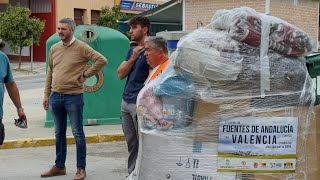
18, 47, 22, 70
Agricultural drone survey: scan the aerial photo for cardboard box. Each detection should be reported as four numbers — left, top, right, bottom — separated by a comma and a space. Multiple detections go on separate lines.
134, 133, 238, 180
135, 102, 319, 179
191, 99, 251, 142
252, 106, 319, 180
191, 101, 320, 179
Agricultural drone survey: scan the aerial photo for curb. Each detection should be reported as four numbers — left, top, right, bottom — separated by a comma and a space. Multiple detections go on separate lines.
0, 134, 125, 149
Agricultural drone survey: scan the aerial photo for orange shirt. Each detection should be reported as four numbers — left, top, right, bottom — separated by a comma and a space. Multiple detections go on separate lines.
147, 59, 171, 81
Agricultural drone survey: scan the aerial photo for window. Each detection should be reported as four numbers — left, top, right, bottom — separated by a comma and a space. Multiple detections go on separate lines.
74, 8, 84, 26
91, 10, 100, 25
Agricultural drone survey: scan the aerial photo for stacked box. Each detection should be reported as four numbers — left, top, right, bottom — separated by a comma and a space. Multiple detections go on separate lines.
132, 7, 317, 180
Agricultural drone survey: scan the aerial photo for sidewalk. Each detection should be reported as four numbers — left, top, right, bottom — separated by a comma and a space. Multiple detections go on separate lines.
10, 61, 46, 77
1, 62, 124, 149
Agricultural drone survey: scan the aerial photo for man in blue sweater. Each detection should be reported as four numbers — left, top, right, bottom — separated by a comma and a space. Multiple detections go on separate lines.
117, 16, 150, 175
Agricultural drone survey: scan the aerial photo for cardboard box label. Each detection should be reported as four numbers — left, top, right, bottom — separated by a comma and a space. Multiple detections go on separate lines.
217, 117, 298, 173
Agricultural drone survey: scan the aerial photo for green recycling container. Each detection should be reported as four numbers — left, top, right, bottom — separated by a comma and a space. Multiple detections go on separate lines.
45, 25, 129, 127
306, 52, 320, 105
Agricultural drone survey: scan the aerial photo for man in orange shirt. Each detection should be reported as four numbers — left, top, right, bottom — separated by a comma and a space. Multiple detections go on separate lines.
137, 36, 173, 130
143, 36, 170, 84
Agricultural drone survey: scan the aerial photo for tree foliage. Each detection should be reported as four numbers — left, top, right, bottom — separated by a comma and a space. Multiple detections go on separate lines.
97, 5, 127, 30
0, 4, 45, 69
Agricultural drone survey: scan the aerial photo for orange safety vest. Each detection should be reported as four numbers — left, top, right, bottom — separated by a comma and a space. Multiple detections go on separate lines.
147, 59, 171, 81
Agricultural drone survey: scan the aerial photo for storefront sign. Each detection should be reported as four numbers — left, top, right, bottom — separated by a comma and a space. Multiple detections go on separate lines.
217, 117, 298, 173
119, 0, 158, 11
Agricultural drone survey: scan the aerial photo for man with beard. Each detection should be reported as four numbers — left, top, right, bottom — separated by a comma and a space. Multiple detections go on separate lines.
117, 16, 150, 176
41, 18, 107, 180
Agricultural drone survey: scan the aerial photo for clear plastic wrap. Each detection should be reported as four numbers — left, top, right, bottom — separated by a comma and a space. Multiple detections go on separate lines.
131, 7, 317, 180
211, 7, 315, 57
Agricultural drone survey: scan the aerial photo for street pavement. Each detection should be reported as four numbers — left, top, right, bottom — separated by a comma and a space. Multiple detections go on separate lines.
0, 61, 125, 147
0, 62, 128, 179
0, 141, 128, 180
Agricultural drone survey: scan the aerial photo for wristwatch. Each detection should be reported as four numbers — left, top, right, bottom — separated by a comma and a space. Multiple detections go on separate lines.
17, 107, 24, 112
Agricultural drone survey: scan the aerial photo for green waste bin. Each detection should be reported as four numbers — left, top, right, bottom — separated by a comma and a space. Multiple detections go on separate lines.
45, 25, 129, 127
306, 52, 320, 105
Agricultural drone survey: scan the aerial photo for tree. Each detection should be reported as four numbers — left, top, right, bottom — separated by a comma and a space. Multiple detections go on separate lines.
97, 5, 127, 30
0, 4, 45, 70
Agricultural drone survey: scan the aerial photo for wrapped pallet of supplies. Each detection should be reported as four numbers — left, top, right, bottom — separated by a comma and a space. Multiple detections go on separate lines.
129, 7, 317, 180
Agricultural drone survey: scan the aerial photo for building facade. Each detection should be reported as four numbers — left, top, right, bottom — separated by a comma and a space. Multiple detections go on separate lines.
55, 0, 113, 26
0, 0, 114, 62
1, 0, 318, 61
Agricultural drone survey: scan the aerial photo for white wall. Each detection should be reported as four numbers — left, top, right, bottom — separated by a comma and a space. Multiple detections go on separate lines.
2, 41, 30, 56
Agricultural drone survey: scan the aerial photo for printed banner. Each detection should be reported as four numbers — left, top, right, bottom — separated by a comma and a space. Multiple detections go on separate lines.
119, 1, 134, 10
217, 117, 298, 173
132, 2, 158, 11
119, 0, 159, 11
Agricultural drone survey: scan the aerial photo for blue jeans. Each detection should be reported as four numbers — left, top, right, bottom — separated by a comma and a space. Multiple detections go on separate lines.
49, 92, 86, 169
